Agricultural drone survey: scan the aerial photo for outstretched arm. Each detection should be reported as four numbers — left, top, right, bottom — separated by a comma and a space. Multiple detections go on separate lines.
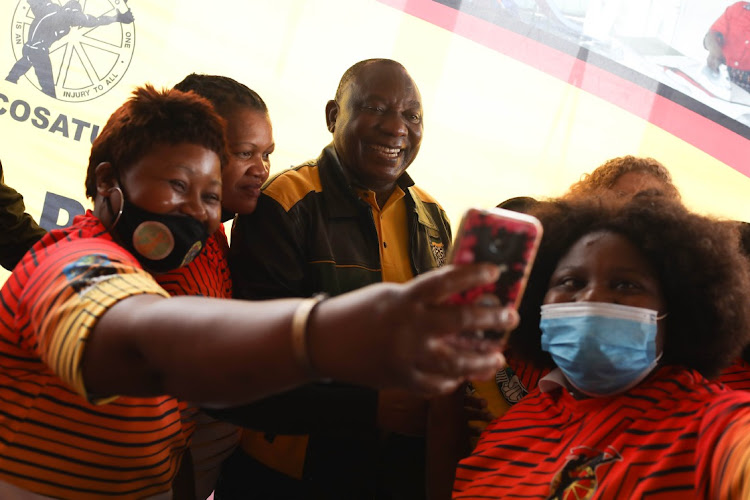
26, 0, 51, 17
82, 263, 516, 408
74, 8, 133, 28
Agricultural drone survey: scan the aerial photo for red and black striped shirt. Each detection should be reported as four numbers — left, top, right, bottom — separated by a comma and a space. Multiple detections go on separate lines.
155, 224, 231, 299
0, 212, 195, 499
455, 366, 750, 499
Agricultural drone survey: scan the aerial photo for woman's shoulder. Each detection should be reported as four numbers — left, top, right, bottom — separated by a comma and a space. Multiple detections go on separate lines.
154, 231, 231, 299
640, 365, 750, 415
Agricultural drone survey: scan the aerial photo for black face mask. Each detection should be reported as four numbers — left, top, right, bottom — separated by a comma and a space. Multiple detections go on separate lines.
109, 195, 209, 273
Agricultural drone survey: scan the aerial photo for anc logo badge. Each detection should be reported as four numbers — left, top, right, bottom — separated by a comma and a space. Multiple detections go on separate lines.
430, 240, 445, 267
7, 0, 135, 101
547, 446, 622, 500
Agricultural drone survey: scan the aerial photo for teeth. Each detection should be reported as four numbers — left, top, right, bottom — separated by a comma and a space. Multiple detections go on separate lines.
371, 145, 401, 157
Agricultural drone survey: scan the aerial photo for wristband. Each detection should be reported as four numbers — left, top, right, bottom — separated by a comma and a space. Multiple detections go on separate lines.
291, 293, 327, 377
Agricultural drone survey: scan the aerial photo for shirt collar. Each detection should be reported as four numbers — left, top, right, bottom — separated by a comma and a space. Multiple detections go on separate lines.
318, 144, 415, 217
538, 368, 571, 393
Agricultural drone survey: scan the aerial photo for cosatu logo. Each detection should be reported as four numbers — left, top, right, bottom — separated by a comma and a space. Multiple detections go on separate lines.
6, 0, 135, 101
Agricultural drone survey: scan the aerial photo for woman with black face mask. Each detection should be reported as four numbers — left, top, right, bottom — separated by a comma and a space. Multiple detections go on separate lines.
455, 196, 750, 499
0, 85, 518, 500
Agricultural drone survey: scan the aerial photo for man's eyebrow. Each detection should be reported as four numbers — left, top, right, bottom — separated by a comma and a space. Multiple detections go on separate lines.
362, 94, 422, 108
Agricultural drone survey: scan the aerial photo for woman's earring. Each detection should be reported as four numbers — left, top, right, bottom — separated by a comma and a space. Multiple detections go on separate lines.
107, 186, 124, 230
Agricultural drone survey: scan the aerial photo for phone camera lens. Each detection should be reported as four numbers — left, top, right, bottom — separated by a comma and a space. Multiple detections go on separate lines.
489, 237, 502, 254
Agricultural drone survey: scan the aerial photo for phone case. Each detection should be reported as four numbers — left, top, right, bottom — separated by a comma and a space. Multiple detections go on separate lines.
447, 207, 543, 339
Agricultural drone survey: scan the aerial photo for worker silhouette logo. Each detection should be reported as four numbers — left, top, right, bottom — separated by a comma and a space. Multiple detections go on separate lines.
7, 0, 135, 102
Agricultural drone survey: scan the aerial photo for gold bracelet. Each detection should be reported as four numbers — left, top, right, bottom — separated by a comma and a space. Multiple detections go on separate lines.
291, 294, 327, 376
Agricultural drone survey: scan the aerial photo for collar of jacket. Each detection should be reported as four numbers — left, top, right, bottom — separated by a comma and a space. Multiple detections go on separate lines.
317, 144, 416, 219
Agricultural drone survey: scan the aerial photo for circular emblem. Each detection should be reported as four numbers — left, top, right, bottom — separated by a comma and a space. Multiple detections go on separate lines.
132, 221, 174, 261
9, 0, 135, 102
180, 240, 204, 267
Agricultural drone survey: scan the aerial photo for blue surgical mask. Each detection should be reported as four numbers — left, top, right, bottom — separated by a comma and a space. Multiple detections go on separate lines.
540, 302, 663, 397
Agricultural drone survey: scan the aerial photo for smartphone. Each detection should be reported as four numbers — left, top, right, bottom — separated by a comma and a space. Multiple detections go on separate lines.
447, 207, 543, 341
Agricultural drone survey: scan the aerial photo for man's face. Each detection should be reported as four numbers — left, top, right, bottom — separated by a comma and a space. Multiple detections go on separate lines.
327, 62, 423, 195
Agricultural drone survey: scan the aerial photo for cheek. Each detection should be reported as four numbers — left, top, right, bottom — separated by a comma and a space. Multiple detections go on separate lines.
207, 206, 222, 233
630, 294, 665, 312
409, 126, 423, 145
221, 171, 245, 201
139, 186, 178, 212
222, 161, 245, 188
242, 197, 259, 214
347, 120, 370, 144
219, 190, 243, 215
542, 289, 564, 304
221, 181, 236, 201
655, 323, 666, 352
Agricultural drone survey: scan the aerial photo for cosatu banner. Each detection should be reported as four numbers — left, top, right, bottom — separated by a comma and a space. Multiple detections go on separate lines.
2, 0, 750, 284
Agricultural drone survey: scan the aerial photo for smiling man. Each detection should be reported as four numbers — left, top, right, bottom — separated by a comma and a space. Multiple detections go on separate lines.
224, 59, 452, 499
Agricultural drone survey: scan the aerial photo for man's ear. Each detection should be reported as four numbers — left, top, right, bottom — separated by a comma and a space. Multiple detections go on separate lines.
325, 100, 339, 133
94, 162, 117, 197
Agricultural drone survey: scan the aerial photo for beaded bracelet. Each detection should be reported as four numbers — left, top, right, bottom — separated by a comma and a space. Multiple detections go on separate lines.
291, 293, 327, 377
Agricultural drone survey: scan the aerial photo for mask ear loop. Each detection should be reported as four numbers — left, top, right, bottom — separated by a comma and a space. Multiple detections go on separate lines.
655, 311, 668, 365
107, 186, 125, 231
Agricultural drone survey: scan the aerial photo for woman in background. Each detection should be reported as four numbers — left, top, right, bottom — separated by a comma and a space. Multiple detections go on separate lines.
165, 74, 276, 499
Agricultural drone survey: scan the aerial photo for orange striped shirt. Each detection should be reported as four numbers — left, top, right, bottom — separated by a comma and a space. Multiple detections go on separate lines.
154, 224, 240, 499
0, 212, 196, 499
155, 224, 232, 299
717, 358, 750, 391
455, 366, 750, 499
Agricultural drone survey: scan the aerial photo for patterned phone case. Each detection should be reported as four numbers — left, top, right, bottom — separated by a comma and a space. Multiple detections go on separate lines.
448, 207, 543, 339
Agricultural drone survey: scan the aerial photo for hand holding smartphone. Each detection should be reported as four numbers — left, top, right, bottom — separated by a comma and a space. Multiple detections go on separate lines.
447, 207, 543, 341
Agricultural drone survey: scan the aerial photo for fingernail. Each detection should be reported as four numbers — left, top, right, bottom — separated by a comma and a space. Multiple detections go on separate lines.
484, 265, 501, 281
501, 308, 519, 327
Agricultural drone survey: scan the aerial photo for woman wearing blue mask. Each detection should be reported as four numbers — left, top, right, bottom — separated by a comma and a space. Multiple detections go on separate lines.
455, 196, 750, 499
464, 156, 684, 435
